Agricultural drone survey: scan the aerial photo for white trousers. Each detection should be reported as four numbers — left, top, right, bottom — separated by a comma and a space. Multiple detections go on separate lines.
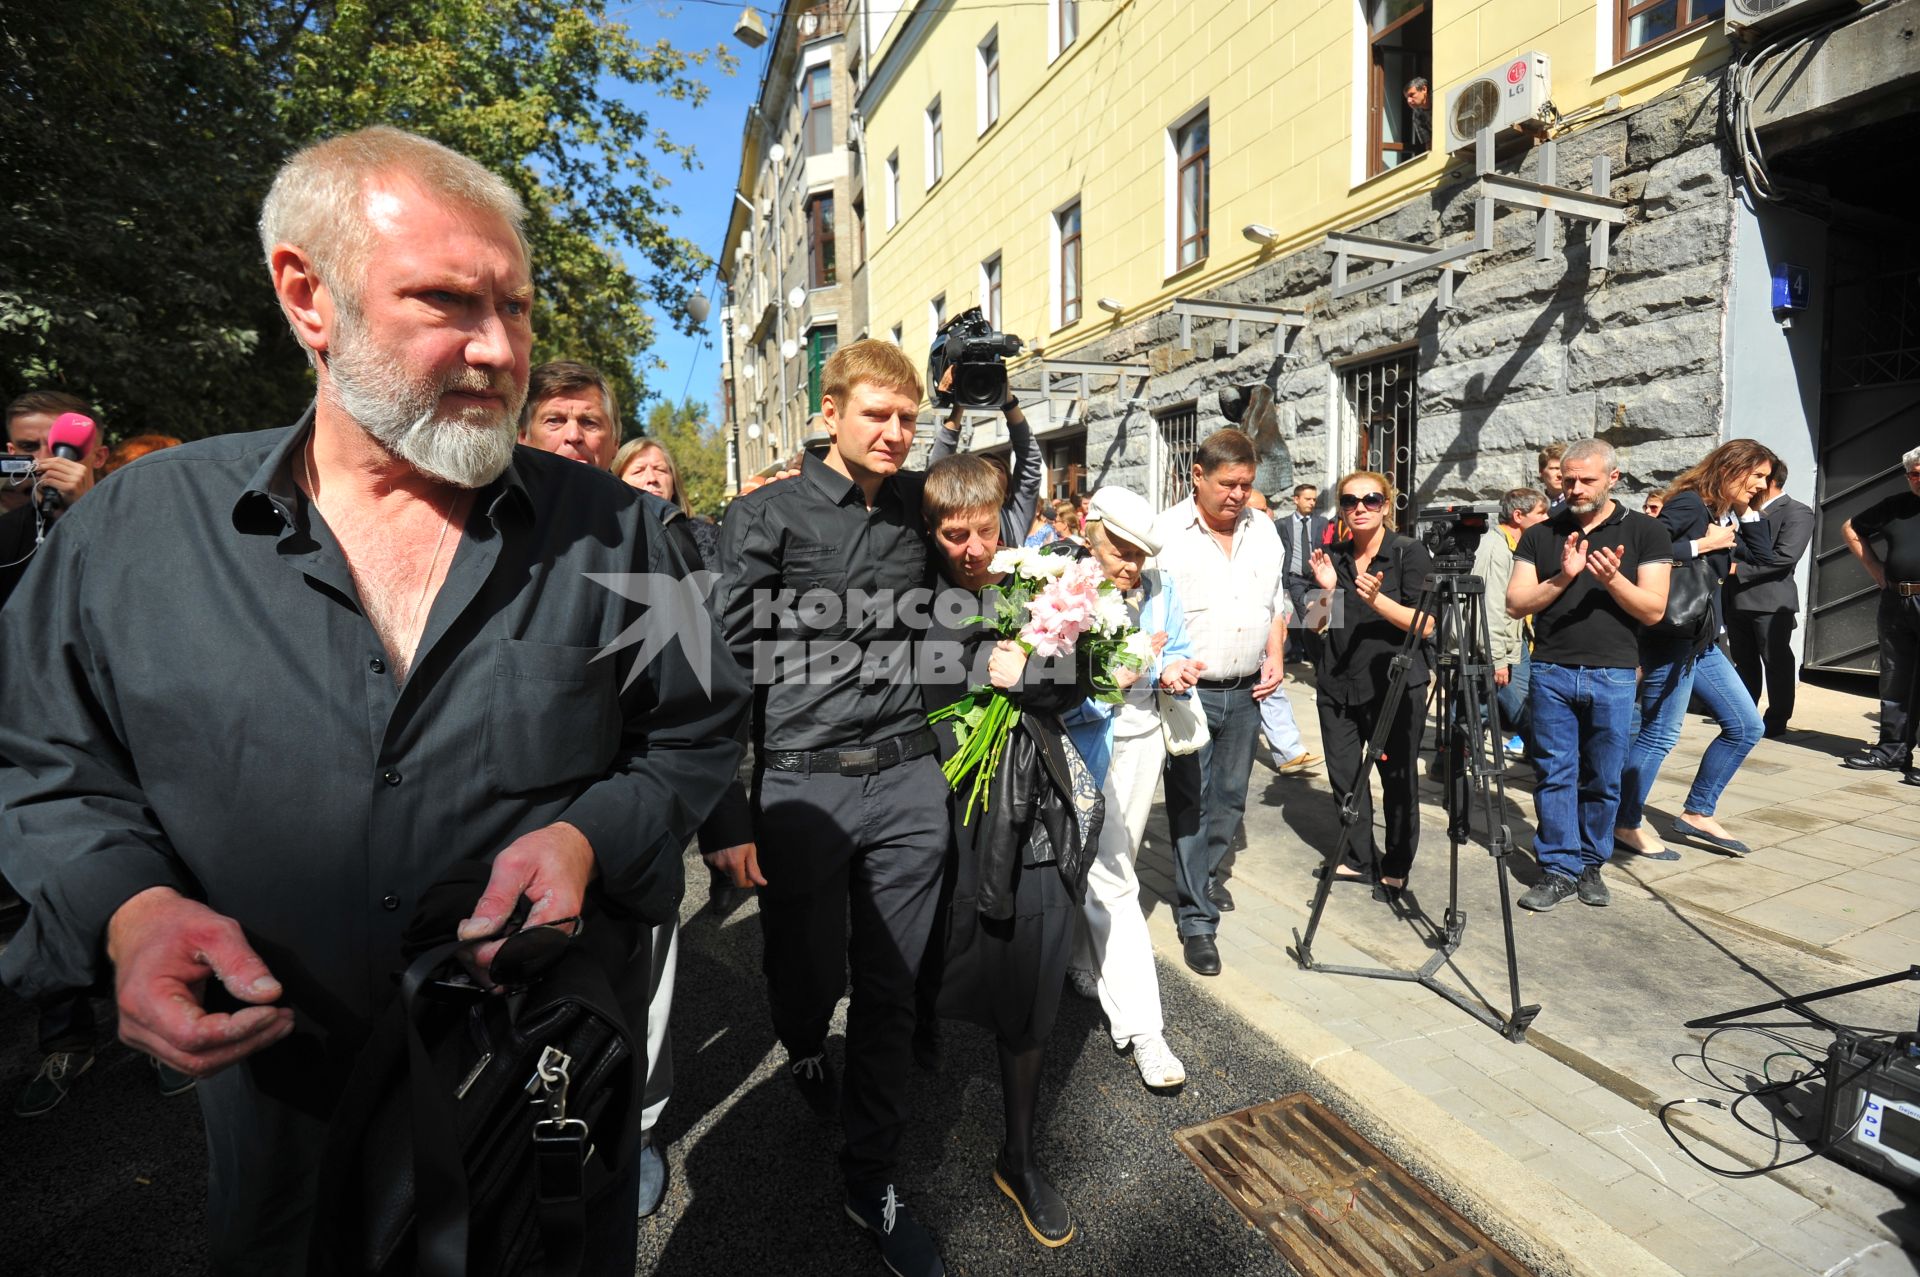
641, 920, 678, 1132
1073, 728, 1169, 1047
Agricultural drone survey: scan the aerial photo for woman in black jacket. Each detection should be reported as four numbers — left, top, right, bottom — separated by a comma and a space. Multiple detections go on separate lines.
1615, 440, 1774, 858
1306, 470, 1435, 897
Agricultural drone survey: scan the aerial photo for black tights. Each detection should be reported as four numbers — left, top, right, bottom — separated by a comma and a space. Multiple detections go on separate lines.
997, 1039, 1045, 1171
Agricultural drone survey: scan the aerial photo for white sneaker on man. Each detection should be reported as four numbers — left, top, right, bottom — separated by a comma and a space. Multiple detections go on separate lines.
1128, 1035, 1186, 1088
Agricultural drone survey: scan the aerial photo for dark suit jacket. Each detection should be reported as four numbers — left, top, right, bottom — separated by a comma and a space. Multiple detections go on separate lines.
1279, 510, 1330, 580
1728, 494, 1814, 615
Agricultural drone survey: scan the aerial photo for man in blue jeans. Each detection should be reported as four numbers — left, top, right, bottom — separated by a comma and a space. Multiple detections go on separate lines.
1506, 440, 1672, 911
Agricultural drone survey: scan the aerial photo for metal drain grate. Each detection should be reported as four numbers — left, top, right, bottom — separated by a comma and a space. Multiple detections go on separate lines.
1176, 1093, 1533, 1277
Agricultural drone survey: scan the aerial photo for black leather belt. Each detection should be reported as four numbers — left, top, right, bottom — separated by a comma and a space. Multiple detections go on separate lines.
1197, 674, 1258, 691
762, 727, 938, 776
1896, 582, 1920, 599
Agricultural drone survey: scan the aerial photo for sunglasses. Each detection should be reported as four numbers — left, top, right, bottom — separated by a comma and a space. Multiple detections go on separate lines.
1338, 492, 1389, 512
427, 913, 584, 999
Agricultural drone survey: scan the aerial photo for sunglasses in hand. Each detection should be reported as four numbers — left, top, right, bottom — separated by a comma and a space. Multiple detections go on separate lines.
428, 911, 585, 1000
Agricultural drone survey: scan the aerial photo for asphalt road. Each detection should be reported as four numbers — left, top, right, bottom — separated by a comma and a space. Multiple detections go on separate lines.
0, 868, 1310, 1276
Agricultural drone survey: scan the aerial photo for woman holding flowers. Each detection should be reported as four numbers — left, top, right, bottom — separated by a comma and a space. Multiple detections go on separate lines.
915, 454, 1109, 1249
1307, 471, 1435, 898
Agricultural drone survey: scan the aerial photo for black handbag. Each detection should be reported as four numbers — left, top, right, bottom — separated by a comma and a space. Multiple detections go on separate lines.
309, 933, 638, 1277
1645, 555, 1718, 645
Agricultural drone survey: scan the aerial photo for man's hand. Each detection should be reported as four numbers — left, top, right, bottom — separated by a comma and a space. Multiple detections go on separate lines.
704, 843, 766, 889
35, 456, 95, 510
107, 886, 295, 1079
459, 821, 597, 974
1494, 664, 1511, 688
1586, 545, 1624, 586
1160, 656, 1205, 694
1253, 654, 1284, 701
1561, 534, 1590, 581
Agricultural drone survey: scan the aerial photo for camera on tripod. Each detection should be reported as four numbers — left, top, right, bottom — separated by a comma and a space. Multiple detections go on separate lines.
928, 307, 1023, 409
1414, 504, 1493, 571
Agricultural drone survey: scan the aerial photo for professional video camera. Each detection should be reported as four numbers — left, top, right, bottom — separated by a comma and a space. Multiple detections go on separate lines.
928, 307, 1024, 409
1414, 503, 1492, 571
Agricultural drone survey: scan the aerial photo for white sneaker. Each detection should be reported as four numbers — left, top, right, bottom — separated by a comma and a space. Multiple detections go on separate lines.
1065, 967, 1100, 1001
1130, 1034, 1186, 1088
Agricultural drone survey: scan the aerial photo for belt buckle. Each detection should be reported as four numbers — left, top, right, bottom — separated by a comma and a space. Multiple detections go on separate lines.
838, 745, 880, 776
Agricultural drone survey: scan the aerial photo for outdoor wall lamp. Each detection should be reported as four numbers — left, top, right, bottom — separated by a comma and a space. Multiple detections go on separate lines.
1242, 223, 1279, 245
1096, 297, 1124, 315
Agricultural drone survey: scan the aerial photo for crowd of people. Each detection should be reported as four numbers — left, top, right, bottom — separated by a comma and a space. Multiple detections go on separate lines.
2, 124, 1917, 1277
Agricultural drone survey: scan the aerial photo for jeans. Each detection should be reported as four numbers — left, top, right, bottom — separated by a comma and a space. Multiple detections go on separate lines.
1617, 642, 1764, 828
1528, 663, 1637, 881
1260, 683, 1306, 764
1490, 644, 1532, 744
1163, 687, 1262, 938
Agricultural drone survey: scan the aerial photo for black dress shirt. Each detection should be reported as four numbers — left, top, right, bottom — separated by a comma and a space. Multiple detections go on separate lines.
1316, 531, 1433, 707
0, 415, 749, 1026
714, 451, 933, 752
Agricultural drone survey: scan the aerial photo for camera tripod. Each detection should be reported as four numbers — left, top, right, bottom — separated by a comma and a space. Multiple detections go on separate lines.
1290, 566, 1541, 1042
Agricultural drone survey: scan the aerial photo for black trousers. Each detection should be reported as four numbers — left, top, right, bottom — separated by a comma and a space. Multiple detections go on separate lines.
1285, 576, 1324, 666
1317, 690, 1422, 880
36, 989, 97, 1054
1872, 592, 1920, 745
1725, 609, 1797, 732
754, 755, 949, 1193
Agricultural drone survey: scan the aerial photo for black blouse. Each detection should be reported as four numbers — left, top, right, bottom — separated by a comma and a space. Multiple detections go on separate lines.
1316, 530, 1433, 706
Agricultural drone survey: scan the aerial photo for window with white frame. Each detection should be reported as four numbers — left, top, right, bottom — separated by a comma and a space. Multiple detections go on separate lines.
1048, 0, 1080, 62
1052, 199, 1082, 328
925, 97, 944, 188
1167, 105, 1209, 273
981, 254, 1002, 329
929, 294, 946, 344
885, 151, 900, 228
977, 29, 1001, 133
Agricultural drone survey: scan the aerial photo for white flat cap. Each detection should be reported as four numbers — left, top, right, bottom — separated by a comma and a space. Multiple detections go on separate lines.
1086, 485, 1161, 555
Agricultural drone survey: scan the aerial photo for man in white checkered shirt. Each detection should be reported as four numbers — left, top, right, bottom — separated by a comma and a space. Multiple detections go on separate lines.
1151, 428, 1306, 976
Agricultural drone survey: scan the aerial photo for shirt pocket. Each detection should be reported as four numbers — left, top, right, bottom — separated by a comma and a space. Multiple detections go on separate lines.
486, 639, 621, 795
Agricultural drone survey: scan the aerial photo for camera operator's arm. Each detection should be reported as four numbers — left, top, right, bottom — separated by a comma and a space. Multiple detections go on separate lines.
998, 399, 1041, 546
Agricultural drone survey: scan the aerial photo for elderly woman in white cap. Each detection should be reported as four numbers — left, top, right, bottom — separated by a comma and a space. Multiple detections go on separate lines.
1062, 486, 1206, 1089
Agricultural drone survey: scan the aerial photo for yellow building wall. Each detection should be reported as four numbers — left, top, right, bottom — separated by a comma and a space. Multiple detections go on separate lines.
861, 0, 1729, 384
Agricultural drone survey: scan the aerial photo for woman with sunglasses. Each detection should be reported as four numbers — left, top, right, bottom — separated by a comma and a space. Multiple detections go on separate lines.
1306, 472, 1435, 897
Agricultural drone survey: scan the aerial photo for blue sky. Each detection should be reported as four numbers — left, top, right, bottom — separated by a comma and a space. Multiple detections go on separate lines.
609, 2, 771, 425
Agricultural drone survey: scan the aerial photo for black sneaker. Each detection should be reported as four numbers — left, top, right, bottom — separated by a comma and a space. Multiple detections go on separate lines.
1517, 874, 1579, 912
846, 1183, 946, 1277
1576, 866, 1610, 907
1843, 742, 1911, 771
14, 1049, 92, 1117
788, 1048, 838, 1119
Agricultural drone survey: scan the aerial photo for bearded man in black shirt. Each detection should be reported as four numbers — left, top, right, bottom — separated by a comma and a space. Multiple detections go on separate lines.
1841, 445, 1920, 780
1506, 439, 1672, 912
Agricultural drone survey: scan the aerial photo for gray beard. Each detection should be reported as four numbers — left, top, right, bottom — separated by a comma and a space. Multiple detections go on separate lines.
325, 323, 523, 489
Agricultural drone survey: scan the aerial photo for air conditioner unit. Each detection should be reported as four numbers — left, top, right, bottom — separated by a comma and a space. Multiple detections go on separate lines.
1724, 0, 1860, 41
1443, 52, 1551, 154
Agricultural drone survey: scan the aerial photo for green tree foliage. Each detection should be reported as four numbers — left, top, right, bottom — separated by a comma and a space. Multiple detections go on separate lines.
0, 0, 730, 440
639, 397, 727, 517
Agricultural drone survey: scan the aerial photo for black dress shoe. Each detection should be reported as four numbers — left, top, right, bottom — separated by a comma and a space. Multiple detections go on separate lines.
1208, 881, 1235, 911
1844, 742, 1912, 771
1182, 933, 1221, 976
993, 1156, 1075, 1247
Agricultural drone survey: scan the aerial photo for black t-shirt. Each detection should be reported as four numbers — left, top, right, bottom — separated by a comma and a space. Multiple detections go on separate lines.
1853, 491, 1920, 583
1317, 531, 1432, 706
1514, 501, 1672, 668
0, 502, 44, 611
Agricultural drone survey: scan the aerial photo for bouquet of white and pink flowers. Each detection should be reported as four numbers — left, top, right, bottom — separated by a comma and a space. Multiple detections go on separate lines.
929, 546, 1150, 822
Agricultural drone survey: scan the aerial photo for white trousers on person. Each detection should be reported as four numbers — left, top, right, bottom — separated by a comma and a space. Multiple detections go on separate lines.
1073, 727, 1169, 1048
1260, 682, 1305, 764
641, 921, 677, 1132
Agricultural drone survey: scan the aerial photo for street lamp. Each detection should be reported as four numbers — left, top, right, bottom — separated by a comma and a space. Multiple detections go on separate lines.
1097, 297, 1125, 315
1242, 223, 1280, 245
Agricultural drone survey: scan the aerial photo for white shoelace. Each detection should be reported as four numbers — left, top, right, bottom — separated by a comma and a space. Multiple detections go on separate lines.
791, 1052, 826, 1082
39, 1052, 79, 1083
881, 1185, 901, 1235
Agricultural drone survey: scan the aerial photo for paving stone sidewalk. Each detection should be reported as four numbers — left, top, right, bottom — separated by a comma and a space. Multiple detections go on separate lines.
1129, 676, 1919, 1277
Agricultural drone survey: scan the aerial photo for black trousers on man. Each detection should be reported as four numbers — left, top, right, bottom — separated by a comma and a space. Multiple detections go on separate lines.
1317, 690, 1422, 881
1286, 576, 1324, 667
1726, 610, 1797, 733
1872, 591, 1920, 747
754, 754, 949, 1192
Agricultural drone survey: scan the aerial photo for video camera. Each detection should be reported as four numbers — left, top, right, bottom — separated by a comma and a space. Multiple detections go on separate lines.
1414, 503, 1492, 571
928, 307, 1023, 410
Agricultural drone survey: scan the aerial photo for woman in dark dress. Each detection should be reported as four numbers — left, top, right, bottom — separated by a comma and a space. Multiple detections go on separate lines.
1306, 470, 1435, 896
1615, 440, 1773, 858
916, 454, 1101, 1248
